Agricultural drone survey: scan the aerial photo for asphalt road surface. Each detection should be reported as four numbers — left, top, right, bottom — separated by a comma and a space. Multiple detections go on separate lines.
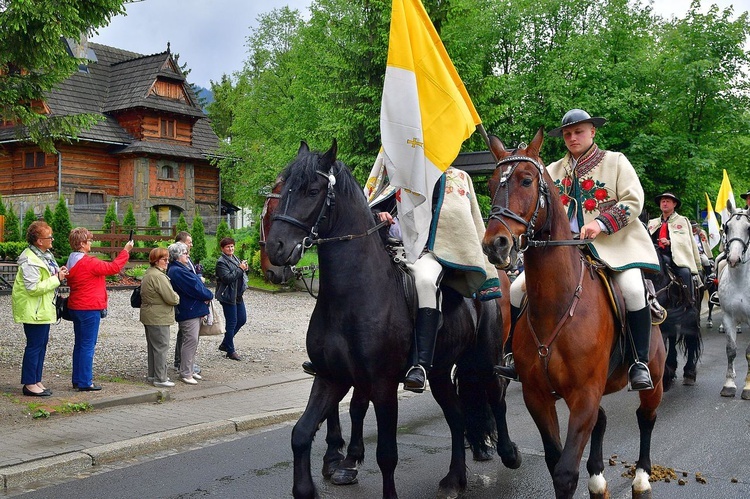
10, 310, 750, 499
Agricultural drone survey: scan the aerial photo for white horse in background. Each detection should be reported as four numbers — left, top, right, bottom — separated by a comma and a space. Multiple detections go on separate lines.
717, 203, 750, 399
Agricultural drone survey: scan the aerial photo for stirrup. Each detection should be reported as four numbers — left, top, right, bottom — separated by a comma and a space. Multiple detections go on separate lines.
403, 364, 427, 393
494, 353, 519, 381
628, 362, 654, 391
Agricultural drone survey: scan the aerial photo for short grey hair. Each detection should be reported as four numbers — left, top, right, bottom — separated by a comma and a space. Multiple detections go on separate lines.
168, 242, 188, 262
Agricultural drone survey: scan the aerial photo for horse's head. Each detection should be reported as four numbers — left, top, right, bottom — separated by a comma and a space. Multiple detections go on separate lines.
723, 201, 750, 267
482, 127, 551, 268
266, 139, 365, 268
259, 174, 296, 284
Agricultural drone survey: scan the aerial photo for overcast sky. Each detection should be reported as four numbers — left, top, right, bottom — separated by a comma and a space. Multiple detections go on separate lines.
90, 0, 749, 90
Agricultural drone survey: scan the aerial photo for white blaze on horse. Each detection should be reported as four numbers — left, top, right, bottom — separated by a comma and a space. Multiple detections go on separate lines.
717, 203, 750, 399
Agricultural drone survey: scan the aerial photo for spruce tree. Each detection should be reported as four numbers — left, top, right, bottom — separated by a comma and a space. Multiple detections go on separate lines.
191, 212, 207, 265
214, 219, 232, 257
102, 201, 119, 247
146, 208, 160, 247
4, 203, 21, 242
43, 205, 54, 224
175, 212, 189, 234
51, 196, 72, 257
22, 207, 37, 236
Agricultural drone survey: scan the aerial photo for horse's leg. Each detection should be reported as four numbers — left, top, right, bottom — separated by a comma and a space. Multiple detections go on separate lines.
632, 374, 663, 499
330, 388, 369, 485
721, 318, 738, 397
292, 378, 351, 499
662, 332, 676, 390
555, 394, 602, 499
742, 342, 750, 400
683, 334, 699, 385
488, 377, 522, 469
429, 371, 468, 499
370, 382, 400, 499
523, 388, 563, 486
585, 407, 608, 499
707, 301, 713, 328
321, 407, 345, 479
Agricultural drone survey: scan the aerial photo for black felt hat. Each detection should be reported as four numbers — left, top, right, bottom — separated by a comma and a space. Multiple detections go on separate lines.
654, 192, 682, 210
740, 190, 750, 200
548, 109, 607, 137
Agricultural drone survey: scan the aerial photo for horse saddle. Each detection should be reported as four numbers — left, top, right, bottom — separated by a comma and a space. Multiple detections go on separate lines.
386, 241, 418, 322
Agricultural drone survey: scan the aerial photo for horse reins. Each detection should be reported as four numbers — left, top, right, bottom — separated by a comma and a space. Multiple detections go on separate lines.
723, 211, 750, 263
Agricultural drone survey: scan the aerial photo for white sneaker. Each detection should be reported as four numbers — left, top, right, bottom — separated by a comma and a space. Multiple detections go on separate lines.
192, 373, 203, 380
153, 380, 175, 388
180, 377, 198, 385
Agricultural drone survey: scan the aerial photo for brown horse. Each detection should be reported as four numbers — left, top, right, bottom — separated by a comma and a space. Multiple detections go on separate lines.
260, 175, 296, 284
481, 128, 665, 499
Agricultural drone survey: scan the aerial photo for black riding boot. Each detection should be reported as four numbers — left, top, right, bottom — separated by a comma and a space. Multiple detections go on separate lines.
301, 360, 316, 376
627, 306, 655, 391
494, 305, 521, 381
403, 308, 441, 393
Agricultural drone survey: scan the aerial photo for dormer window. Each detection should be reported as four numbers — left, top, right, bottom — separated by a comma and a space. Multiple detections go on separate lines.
160, 118, 176, 138
158, 160, 178, 180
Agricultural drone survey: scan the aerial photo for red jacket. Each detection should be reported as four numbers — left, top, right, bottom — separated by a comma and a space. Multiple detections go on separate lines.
66, 249, 130, 311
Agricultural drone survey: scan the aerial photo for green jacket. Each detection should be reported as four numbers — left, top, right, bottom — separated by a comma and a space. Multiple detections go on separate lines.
139, 265, 180, 326
12, 247, 63, 324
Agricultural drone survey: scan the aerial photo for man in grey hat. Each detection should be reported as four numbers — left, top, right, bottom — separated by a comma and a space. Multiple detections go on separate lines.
647, 193, 702, 305
741, 190, 750, 208
497, 108, 661, 391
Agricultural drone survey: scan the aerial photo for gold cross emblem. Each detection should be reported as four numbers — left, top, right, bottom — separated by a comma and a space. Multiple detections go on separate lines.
406, 137, 424, 148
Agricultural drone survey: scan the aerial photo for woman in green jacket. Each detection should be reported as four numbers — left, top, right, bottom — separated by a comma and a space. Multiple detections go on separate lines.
139, 247, 180, 387
12, 221, 68, 397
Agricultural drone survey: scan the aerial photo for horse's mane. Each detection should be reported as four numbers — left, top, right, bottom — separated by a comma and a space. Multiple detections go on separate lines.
281, 147, 370, 212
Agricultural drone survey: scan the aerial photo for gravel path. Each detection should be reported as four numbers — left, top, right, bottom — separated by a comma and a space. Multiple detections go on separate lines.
0, 287, 316, 424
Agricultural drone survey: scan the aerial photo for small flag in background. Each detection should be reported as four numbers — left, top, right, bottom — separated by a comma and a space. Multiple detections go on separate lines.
379, 0, 481, 263
705, 192, 721, 250
715, 169, 736, 223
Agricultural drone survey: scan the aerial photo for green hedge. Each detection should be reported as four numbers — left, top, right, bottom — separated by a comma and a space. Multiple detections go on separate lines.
0, 242, 29, 261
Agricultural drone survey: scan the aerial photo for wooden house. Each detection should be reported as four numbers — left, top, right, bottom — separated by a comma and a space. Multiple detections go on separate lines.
0, 38, 223, 231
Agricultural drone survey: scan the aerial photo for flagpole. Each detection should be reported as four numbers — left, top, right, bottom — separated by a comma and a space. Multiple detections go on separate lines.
477, 124, 495, 160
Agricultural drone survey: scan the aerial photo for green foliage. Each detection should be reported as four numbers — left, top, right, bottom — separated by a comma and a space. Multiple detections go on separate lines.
0, 195, 5, 216
200, 255, 217, 278
4, 203, 21, 242
22, 207, 36, 237
175, 212, 189, 234
123, 204, 136, 230
0, 242, 28, 260
51, 196, 72, 257
43, 205, 54, 224
250, 249, 262, 277
190, 213, 208, 264
101, 201, 119, 247
213, 219, 232, 257
0, 0, 127, 152
146, 208, 160, 247
124, 264, 148, 279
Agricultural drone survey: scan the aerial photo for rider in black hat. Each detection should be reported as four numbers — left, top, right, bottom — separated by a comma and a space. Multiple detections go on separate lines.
647, 193, 703, 306
497, 108, 661, 391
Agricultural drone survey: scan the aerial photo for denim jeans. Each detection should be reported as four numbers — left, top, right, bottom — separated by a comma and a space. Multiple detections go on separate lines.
70, 309, 101, 388
21, 323, 50, 385
220, 300, 246, 354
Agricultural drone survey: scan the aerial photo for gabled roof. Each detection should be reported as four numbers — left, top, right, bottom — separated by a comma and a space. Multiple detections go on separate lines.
0, 41, 219, 158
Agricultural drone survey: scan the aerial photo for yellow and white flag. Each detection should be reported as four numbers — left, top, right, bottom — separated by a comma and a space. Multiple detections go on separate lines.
715, 169, 736, 223
379, 0, 481, 263
705, 192, 721, 250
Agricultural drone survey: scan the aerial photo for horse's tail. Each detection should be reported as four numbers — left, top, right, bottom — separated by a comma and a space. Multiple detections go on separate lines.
454, 366, 497, 457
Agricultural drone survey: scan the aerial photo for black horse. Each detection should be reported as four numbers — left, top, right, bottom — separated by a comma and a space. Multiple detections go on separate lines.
649, 250, 702, 390
266, 140, 520, 499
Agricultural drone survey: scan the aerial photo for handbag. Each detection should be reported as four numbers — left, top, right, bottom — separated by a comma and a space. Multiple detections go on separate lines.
56, 295, 72, 321
130, 285, 142, 308
199, 300, 224, 336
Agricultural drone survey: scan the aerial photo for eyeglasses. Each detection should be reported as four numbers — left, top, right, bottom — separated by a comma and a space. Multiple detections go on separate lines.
39, 236, 54, 240
159, 257, 169, 262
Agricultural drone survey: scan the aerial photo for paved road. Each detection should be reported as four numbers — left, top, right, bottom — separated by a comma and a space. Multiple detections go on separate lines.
11, 310, 750, 498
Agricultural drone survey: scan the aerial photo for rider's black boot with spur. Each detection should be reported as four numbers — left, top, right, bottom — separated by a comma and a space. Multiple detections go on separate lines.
627, 306, 655, 391
494, 305, 521, 381
403, 308, 441, 393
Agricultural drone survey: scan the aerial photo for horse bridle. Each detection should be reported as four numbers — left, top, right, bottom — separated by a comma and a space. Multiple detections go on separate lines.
488, 154, 552, 253
723, 211, 750, 263
258, 178, 284, 248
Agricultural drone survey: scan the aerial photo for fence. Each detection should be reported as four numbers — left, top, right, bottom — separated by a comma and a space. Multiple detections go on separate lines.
91, 223, 177, 259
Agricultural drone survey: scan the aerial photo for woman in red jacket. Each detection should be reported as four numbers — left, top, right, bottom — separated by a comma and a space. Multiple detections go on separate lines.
66, 227, 133, 391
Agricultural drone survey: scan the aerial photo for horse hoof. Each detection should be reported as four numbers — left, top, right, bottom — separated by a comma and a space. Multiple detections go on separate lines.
720, 386, 736, 397
632, 489, 652, 499
330, 467, 359, 485
742, 389, 750, 400
707, 320, 712, 328
683, 377, 696, 386
500, 443, 522, 469
436, 486, 460, 499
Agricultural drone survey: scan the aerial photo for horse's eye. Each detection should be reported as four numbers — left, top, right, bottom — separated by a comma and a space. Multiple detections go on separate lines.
308, 189, 320, 197
521, 178, 533, 187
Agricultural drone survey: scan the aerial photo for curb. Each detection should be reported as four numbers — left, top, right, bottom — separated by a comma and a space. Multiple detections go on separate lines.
0, 408, 303, 491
